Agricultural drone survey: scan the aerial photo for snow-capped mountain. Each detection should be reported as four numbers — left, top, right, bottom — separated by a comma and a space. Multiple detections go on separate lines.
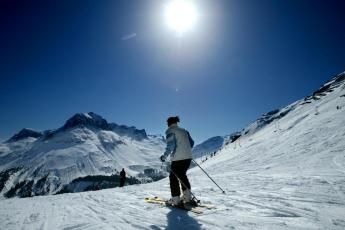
0, 112, 166, 198
192, 70, 345, 161
193, 136, 229, 159
6, 128, 43, 143
197, 70, 345, 171
192, 133, 241, 159
1, 71, 344, 229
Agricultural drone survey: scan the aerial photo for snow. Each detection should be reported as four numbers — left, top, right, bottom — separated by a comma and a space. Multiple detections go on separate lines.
192, 136, 230, 159
1, 73, 345, 229
0, 117, 165, 196
83, 113, 93, 119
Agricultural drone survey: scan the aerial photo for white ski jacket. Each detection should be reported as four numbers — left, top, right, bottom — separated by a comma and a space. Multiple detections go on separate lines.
163, 124, 194, 162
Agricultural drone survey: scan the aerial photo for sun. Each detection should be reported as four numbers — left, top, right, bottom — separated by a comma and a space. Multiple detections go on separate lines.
164, 0, 198, 35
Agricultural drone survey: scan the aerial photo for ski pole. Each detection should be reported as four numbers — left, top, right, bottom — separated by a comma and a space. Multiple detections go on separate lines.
169, 166, 200, 204
192, 159, 226, 194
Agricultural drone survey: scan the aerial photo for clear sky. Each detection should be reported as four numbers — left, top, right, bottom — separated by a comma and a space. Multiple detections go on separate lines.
1, 0, 345, 143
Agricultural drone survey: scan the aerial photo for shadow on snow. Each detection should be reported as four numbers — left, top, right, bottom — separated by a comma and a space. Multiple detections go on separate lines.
165, 207, 202, 230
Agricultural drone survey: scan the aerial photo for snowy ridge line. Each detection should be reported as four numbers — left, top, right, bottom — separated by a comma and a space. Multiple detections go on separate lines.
196, 70, 345, 165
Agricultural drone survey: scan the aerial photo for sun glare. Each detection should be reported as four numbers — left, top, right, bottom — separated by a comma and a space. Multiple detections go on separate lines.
164, 0, 198, 35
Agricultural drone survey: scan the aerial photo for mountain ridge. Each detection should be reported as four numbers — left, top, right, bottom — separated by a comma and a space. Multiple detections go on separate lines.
0, 113, 166, 198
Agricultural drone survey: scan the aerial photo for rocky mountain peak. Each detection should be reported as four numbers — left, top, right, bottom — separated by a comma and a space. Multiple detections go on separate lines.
7, 128, 42, 142
62, 112, 110, 130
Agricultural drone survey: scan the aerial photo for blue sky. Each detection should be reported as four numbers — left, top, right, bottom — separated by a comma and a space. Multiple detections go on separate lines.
1, 0, 345, 143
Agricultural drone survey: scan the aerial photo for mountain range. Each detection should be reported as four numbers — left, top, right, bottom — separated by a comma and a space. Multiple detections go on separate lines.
1, 71, 344, 229
1, 71, 344, 199
0, 112, 167, 197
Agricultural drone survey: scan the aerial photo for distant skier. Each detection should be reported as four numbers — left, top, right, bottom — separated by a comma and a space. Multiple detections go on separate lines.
160, 116, 194, 205
119, 168, 126, 187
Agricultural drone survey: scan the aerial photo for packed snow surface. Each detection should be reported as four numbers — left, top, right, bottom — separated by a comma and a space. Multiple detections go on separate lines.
1, 73, 345, 229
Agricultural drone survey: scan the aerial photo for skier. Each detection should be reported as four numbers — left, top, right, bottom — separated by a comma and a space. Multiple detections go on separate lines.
119, 168, 126, 187
160, 116, 194, 205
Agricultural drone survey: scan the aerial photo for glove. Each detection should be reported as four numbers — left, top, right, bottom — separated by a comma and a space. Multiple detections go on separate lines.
160, 155, 166, 162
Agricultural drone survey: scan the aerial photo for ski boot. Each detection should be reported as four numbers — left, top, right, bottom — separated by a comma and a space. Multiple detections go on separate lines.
167, 196, 182, 206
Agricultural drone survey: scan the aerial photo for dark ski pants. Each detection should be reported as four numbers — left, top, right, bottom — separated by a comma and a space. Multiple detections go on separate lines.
120, 178, 125, 187
169, 159, 191, 197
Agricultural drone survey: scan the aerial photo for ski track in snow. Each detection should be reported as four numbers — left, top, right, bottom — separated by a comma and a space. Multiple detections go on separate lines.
1, 170, 345, 230
1, 75, 345, 229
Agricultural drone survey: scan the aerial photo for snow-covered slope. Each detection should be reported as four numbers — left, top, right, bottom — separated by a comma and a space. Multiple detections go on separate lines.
1, 71, 345, 229
0, 113, 166, 198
